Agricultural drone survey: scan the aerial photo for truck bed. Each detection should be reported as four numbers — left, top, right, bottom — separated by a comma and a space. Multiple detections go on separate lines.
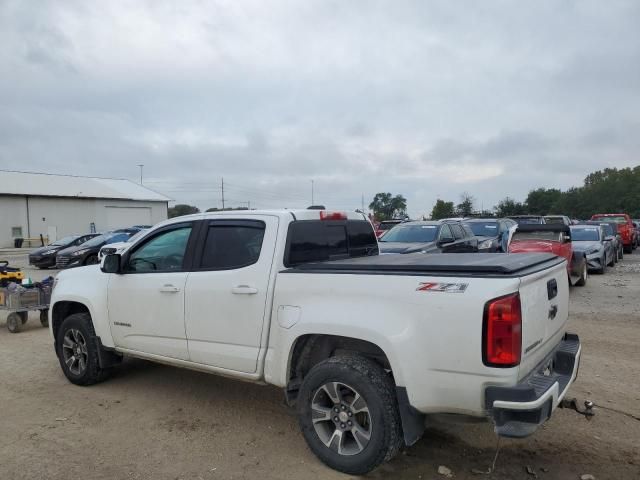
285, 253, 564, 277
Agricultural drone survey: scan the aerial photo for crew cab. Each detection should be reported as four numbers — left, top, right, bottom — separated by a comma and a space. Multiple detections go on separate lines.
49, 209, 582, 475
508, 224, 588, 286
591, 213, 637, 253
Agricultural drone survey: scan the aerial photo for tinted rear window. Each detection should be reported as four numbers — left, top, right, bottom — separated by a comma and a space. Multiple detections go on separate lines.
285, 220, 378, 266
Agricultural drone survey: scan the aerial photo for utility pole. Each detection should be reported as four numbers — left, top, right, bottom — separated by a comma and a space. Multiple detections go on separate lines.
137, 164, 144, 185
311, 179, 314, 205
221, 177, 225, 210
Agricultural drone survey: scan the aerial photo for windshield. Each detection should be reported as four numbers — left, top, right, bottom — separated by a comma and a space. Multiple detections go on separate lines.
465, 222, 498, 237
50, 235, 79, 246
83, 232, 130, 248
593, 215, 626, 224
571, 227, 600, 241
380, 224, 438, 243
544, 217, 565, 224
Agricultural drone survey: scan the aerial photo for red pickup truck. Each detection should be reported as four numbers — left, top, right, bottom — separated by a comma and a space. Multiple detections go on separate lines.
591, 214, 637, 254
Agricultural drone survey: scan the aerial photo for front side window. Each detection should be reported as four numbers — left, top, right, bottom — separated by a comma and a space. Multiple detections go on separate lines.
201, 223, 265, 270
439, 224, 453, 240
126, 226, 192, 272
450, 224, 464, 240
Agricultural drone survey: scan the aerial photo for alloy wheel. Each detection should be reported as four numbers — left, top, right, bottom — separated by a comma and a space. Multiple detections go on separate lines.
311, 382, 372, 456
61, 329, 89, 375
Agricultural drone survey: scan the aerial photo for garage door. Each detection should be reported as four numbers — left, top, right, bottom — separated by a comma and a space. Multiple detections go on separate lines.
105, 206, 152, 230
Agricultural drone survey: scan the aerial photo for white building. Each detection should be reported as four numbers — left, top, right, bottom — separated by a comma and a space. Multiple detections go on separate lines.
0, 170, 170, 247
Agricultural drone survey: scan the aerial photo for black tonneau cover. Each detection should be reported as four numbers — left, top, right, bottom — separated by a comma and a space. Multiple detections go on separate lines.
285, 253, 563, 276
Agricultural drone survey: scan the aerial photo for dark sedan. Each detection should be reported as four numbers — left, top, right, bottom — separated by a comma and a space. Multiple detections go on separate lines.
463, 218, 517, 252
28, 234, 99, 269
55, 230, 137, 268
378, 220, 478, 254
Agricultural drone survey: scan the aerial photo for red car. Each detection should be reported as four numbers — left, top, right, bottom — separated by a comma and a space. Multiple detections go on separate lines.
590, 213, 637, 254
509, 224, 588, 286
374, 219, 403, 239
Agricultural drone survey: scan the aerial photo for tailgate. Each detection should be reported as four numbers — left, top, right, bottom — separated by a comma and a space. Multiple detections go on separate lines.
517, 259, 569, 379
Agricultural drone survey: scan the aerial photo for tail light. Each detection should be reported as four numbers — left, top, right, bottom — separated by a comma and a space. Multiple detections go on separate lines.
320, 211, 348, 221
483, 293, 521, 367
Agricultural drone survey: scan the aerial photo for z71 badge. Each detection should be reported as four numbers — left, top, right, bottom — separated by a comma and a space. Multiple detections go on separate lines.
416, 282, 468, 293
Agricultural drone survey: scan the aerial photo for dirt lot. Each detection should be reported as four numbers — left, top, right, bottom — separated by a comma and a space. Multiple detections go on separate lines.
1, 253, 638, 480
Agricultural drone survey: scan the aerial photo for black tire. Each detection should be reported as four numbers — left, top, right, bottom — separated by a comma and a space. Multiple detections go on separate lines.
55, 312, 109, 386
19, 311, 28, 324
84, 254, 99, 266
40, 309, 49, 327
575, 261, 588, 286
624, 245, 632, 254
608, 253, 615, 267
598, 257, 606, 274
297, 355, 403, 475
619, 247, 624, 261
6, 312, 22, 333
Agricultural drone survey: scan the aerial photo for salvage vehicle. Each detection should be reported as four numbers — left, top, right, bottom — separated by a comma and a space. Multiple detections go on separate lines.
509, 224, 588, 286
570, 225, 615, 274
580, 221, 623, 262
591, 213, 637, 253
379, 220, 478, 254
463, 218, 517, 252
28, 234, 99, 269
50, 209, 583, 474
55, 229, 138, 268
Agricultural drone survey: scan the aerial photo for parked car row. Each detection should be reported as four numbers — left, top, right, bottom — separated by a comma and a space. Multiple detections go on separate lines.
375, 210, 638, 288
28, 227, 147, 269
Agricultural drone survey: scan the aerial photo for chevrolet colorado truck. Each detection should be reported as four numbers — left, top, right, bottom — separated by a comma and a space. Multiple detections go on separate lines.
49, 209, 581, 474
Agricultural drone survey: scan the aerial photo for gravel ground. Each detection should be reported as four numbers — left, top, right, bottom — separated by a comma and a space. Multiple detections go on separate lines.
0, 253, 638, 480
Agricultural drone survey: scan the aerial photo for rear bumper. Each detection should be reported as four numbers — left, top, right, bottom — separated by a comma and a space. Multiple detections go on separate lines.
485, 332, 580, 438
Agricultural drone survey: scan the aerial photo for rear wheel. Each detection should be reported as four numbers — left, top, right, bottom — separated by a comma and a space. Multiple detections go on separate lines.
297, 355, 402, 475
55, 313, 109, 386
40, 309, 49, 327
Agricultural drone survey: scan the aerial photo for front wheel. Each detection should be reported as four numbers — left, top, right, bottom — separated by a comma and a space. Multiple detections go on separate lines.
6, 312, 22, 333
84, 254, 99, 266
575, 261, 588, 286
297, 355, 403, 475
55, 313, 109, 386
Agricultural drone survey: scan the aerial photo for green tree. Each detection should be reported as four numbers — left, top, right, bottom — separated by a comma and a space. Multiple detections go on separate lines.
456, 192, 475, 217
430, 199, 455, 220
168, 204, 200, 218
525, 188, 562, 215
369, 193, 407, 221
494, 197, 527, 217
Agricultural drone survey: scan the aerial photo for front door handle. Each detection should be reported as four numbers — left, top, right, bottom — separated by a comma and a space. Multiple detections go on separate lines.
548, 305, 558, 320
159, 284, 180, 293
232, 285, 258, 295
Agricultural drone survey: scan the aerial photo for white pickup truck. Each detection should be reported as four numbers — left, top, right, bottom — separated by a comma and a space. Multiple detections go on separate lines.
49, 209, 582, 474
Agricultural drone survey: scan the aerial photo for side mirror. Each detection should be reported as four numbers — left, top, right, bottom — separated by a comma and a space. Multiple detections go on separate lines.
562, 233, 572, 243
439, 236, 455, 245
101, 254, 122, 274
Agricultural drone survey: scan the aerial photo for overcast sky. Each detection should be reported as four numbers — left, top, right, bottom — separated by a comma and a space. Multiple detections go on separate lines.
1, 1, 639, 217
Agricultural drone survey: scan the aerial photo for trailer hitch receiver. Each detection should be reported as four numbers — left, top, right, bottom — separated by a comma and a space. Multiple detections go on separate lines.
559, 397, 595, 419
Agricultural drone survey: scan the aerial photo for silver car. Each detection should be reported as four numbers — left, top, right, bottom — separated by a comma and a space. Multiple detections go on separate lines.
570, 225, 615, 274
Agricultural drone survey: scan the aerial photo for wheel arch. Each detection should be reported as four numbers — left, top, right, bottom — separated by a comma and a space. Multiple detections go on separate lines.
51, 301, 91, 341
284, 333, 425, 447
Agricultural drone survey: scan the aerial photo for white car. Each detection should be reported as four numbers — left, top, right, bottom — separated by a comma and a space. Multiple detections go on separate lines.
49, 209, 581, 474
97, 229, 149, 260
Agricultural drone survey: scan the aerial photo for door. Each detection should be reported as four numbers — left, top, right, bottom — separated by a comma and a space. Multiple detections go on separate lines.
108, 223, 196, 360
184, 216, 278, 373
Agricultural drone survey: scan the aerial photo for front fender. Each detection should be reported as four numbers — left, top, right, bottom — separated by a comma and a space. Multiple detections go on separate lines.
50, 266, 114, 347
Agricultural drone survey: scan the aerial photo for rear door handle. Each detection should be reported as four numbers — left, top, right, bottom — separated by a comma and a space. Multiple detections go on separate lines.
232, 285, 258, 295
159, 284, 180, 293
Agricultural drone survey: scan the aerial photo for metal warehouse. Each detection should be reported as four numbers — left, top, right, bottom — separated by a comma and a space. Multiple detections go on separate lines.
0, 170, 170, 248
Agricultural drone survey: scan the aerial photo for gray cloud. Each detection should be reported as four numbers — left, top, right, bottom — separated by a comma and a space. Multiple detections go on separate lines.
0, 0, 639, 217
